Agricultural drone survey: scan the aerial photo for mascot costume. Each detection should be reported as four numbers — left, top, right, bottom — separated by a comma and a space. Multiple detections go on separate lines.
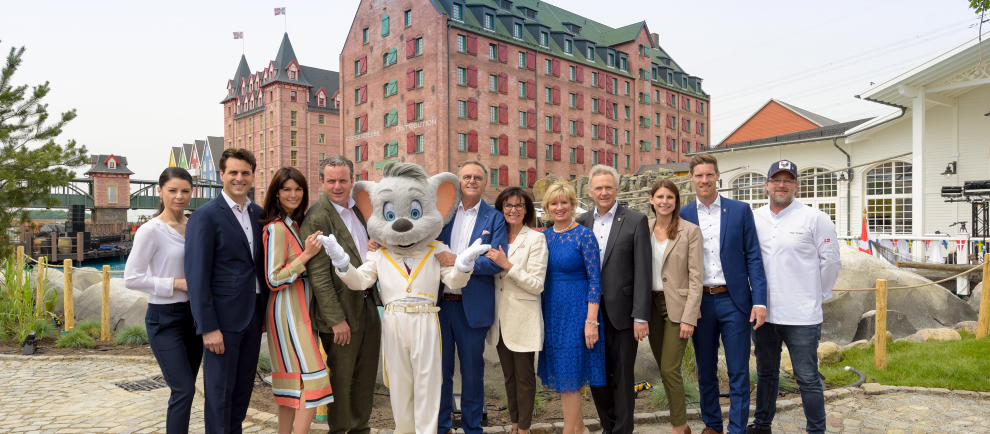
317, 162, 489, 434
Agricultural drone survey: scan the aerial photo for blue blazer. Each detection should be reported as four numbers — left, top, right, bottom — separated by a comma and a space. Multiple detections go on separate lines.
184, 195, 267, 335
437, 200, 508, 328
680, 195, 767, 315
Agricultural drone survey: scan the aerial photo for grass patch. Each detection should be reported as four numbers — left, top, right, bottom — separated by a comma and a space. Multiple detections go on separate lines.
532, 387, 546, 416
56, 329, 96, 348
75, 320, 102, 340
257, 352, 272, 374
113, 325, 148, 345
820, 332, 990, 391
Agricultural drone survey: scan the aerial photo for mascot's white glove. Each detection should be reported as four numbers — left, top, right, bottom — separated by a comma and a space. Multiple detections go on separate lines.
455, 239, 492, 273
317, 234, 351, 269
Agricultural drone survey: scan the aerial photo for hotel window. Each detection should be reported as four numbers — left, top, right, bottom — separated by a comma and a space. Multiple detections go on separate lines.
798, 167, 838, 222
591, 71, 598, 86
519, 111, 527, 128
384, 109, 398, 127
415, 102, 424, 121
569, 147, 576, 163
489, 43, 498, 61
569, 66, 575, 81
545, 144, 552, 160
732, 173, 768, 209
591, 124, 599, 139
354, 145, 363, 162
490, 137, 498, 155
457, 133, 467, 152
362, 28, 369, 44
611, 77, 618, 94
490, 106, 499, 124
290, 111, 297, 126
699, 101, 705, 114
452, 3, 463, 21
564, 39, 572, 54
540, 31, 549, 48
107, 185, 117, 204
457, 100, 467, 118
319, 152, 325, 162
624, 81, 630, 95
414, 37, 423, 56
619, 57, 627, 71
484, 13, 495, 31
569, 120, 577, 136
591, 98, 599, 113
544, 87, 552, 103
290, 150, 298, 167
457, 67, 466, 85
545, 59, 552, 75
568, 93, 576, 108
384, 79, 398, 97
625, 154, 630, 169
607, 52, 615, 67
290, 130, 298, 146
519, 171, 527, 187
383, 48, 398, 67
385, 140, 399, 157
866, 161, 912, 234
404, 9, 412, 27
489, 74, 498, 92
545, 116, 552, 132
586, 46, 595, 60
354, 88, 363, 105
624, 105, 630, 120
518, 51, 526, 68
415, 135, 424, 153
318, 133, 325, 144
490, 167, 499, 185
415, 69, 424, 88
513, 23, 523, 39
457, 34, 466, 53
624, 130, 630, 144
518, 81, 527, 98
354, 116, 363, 134
290, 91, 297, 102
519, 141, 527, 158
592, 150, 599, 164
382, 15, 390, 36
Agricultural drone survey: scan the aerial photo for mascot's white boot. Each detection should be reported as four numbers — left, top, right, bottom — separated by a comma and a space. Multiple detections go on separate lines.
318, 163, 489, 434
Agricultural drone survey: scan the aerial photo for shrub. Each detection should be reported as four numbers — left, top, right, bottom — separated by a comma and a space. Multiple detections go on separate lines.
56, 329, 96, 348
75, 320, 102, 339
113, 325, 148, 345
257, 352, 272, 374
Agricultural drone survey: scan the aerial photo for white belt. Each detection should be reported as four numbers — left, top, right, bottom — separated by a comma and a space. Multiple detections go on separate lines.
385, 303, 441, 314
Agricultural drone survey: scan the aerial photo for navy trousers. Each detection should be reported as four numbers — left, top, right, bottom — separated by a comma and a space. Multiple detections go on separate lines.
693, 292, 751, 434
146, 302, 203, 434
202, 296, 265, 434
437, 298, 488, 434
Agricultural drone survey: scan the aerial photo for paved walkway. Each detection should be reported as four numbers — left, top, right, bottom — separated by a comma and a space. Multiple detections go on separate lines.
2, 355, 989, 433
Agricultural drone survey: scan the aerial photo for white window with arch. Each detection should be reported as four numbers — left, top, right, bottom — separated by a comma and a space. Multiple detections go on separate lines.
865, 161, 912, 234
797, 167, 838, 222
731, 172, 767, 209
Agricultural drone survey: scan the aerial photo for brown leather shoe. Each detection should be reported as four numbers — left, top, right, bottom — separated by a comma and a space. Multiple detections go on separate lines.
701, 428, 722, 434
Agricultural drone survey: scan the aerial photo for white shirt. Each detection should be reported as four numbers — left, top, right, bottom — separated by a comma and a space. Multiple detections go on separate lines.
221, 190, 261, 294
331, 197, 369, 262
444, 200, 481, 295
650, 237, 669, 292
124, 217, 187, 304
696, 196, 726, 287
754, 200, 841, 325
592, 201, 618, 263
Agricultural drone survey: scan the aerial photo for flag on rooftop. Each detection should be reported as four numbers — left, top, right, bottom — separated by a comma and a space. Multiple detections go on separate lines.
274, 7, 286, 15
233, 32, 244, 39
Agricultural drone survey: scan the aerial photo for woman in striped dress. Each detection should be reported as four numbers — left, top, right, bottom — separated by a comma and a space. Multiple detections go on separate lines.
261, 167, 334, 434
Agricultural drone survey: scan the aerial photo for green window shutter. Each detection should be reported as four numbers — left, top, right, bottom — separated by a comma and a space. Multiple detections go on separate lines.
382, 15, 390, 36
386, 79, 397, 96
385, 48, 397, 66
386, 110, 398, 127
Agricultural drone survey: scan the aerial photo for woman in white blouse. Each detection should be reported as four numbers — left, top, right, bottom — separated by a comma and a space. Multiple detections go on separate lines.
485, 187, 548, 434
124, 167, 200, 434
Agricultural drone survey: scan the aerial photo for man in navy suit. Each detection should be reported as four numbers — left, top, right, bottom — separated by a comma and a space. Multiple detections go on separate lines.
436, 160, 508, 434
680, 153, 767, 434
185, 148, 267, 434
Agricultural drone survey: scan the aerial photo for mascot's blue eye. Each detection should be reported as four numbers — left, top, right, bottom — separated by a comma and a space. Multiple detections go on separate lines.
410, 201, 423, 220
383, 202, 396, 222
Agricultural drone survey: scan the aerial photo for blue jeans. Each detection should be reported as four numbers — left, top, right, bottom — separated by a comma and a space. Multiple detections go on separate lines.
146, 302, 202, 434
752, 323, 826, 434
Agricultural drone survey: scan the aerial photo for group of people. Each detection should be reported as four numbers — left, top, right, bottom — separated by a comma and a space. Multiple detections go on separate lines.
124, 146, 840, 434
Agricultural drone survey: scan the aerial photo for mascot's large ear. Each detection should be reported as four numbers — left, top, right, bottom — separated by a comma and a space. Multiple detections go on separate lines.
431, 172, 461, 224
351, 181, 376, 221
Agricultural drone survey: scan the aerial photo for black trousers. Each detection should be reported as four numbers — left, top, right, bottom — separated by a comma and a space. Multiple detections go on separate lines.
590, 305, 637, 434
146, 302, 203, 434
202, 297, 265, 434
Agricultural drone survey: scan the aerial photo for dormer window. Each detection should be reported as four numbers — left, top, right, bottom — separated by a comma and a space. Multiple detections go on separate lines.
513, 22, 523, 39
668, 71, 673, 83
498, 0, 512, 10
619, 56, 627, 71
519, 7, 537, 19
452, 3, 464, 21
539, 31, 549, 48
107, 158, 117, 170
586, 46, 595, 61
563, 23, 581, 34
563, 39, 573, 54
682, 76, 688, 88
318, 95, 326, 107
607, 52, 615, 67
288, 70, 297, 80
483, 13, 495, 31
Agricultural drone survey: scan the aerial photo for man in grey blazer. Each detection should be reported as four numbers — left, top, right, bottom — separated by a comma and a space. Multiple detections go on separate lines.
577, 165, 652, 434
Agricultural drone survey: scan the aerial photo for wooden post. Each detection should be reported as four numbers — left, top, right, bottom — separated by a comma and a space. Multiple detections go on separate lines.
101, 265, 111, 341
64, 259, 74, 331
874, 279, 888, 371
76, 231, 84, 263
36, 256, 47, 318
15, 245, 25, 288
50, 232, 57, 263
976, 254, 990, 338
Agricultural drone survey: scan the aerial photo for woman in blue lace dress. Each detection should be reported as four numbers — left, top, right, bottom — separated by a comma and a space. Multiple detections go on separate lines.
538, 180, 605, 434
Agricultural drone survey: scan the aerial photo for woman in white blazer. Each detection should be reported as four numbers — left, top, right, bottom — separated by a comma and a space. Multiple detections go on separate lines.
485, 187, 548, 434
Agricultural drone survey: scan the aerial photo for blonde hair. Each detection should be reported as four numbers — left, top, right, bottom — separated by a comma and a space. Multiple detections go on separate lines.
541, 181, 578, 221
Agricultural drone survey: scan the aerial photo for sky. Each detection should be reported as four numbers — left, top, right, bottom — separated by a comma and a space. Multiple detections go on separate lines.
2, 0, 986, 181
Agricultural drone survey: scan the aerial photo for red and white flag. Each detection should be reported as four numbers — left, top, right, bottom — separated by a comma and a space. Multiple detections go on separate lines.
274, 7, 286, 15
859, 215, 872, 255
233, 32, 244, 39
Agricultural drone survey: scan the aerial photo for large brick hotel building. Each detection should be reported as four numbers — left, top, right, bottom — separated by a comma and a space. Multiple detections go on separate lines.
341, 0, 709, 196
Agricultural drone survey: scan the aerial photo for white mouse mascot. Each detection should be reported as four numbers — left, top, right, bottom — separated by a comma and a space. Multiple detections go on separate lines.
317, 162, 489, 434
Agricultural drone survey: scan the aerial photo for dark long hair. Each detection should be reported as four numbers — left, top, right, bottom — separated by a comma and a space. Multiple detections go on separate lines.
155, 167, 193, 216
261, 167, 309, 225
649, 179, 681, 240
494, 187, 537, 228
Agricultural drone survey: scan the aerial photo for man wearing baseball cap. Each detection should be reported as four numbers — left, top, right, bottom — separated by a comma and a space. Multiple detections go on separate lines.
747, 160, 841, 434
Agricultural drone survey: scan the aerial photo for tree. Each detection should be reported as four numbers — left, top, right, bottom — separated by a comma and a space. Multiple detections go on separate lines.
0, 41, 89, 257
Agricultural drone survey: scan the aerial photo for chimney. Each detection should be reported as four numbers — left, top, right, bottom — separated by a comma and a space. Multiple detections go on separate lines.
651, 33, 660, 46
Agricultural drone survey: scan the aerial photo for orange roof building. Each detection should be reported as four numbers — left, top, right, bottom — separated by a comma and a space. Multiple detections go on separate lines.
718, 99, 837, 147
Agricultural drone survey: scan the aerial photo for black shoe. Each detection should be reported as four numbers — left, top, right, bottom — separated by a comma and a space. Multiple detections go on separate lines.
746, 423, 772, 434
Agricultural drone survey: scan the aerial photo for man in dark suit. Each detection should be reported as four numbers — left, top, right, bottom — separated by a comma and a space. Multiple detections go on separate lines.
679, 153, 768, 434
577, 164, 652, 434
301, 156, 381, 434
436, 160, 508, 434
185, 148, 267, 434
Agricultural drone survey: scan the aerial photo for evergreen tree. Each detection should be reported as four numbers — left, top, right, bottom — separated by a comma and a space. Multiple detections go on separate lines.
0, 41, 89, 257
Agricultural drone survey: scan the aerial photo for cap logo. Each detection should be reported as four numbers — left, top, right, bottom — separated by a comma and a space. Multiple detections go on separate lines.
779, 160, 791, 169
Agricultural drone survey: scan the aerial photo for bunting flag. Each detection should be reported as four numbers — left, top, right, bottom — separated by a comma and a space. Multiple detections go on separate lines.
858, 216, 872, 255
233, 32, 244, 39
922, 240, 931, 249
274, 7, 286, 15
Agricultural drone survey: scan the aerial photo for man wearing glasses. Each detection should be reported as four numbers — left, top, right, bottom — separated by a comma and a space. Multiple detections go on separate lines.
436, 160, 508, 434
747, 160, 841, 434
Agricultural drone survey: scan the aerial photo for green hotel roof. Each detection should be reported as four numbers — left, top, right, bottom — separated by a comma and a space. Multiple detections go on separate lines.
432, 0, 707, 99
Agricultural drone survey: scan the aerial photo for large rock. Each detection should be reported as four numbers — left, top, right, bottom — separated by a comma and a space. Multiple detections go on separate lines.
852, 309, 916, 342
817, 342, 842, 364
824, 246, 977, 344
74, 278, 148, 332
954, 321, 977, 335
914, 328, 961, 342
969, 282, 983, 313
